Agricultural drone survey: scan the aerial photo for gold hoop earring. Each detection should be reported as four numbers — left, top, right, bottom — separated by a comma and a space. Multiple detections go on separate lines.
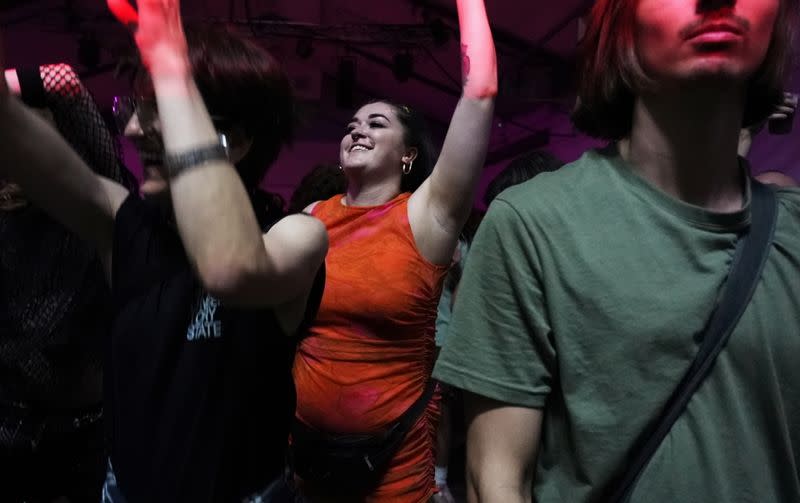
402, 160, 413, 175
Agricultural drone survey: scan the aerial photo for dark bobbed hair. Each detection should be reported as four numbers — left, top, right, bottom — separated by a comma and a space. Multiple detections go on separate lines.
484, 150, 565, 206
364, 99, 438, 193
288, 163, 347, 213
183, 25, 294, 188
572, 0, 798, 139
250, 189, 286, 230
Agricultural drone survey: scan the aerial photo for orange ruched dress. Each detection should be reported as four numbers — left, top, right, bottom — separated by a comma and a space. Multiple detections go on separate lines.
294, 192, 448, 502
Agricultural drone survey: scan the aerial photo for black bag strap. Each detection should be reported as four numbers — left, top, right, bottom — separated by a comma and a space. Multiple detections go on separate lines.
397, 378, 438, 433
605, 180, 779, 503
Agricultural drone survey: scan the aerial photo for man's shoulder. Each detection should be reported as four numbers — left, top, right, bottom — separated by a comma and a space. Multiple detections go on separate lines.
775, 185, 800, 209
775, 186, 800, 230
492, 148, 615, 220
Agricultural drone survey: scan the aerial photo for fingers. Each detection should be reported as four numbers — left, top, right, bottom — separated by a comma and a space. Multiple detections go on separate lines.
107, 0, 139, 29
769, 93, 798, 120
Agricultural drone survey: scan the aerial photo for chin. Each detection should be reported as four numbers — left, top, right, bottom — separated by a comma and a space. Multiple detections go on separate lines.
664, 62, 747, 90
686, 51, 758, 79
139, 179, 169, 197
341, 163, 366, 173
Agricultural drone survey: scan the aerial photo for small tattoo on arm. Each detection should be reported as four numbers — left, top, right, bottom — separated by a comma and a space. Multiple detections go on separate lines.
461, 43, 471, 84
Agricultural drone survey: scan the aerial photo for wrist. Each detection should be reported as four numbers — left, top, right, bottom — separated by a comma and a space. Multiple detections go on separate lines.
3, 70, 20, 96
139, 41, 191, 81
164, 143, 229, 179
149, 69, 195, 97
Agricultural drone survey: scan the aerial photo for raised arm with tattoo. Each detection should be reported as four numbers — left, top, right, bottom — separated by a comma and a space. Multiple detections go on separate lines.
408, 0, 497, 265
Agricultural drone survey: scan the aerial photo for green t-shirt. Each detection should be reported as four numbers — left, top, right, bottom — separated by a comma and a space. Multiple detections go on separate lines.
433, 147, 800, 502
435, 239, 470, 347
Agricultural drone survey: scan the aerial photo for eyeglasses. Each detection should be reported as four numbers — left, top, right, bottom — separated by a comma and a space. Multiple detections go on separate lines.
112, 96, 159, 136
112, 96, 231, 157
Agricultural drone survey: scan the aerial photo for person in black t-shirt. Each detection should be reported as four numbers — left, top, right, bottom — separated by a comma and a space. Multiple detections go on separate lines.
0, 2, 328, 501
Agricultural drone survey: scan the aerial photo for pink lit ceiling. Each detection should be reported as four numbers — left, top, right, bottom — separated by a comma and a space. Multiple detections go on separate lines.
2, 1, 591, 151
2, 0, 798, 199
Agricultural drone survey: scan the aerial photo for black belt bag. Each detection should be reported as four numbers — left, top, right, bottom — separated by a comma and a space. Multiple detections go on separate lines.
289, 380, 436, 493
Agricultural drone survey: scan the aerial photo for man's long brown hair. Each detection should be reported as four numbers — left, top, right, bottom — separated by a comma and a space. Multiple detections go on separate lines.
572, 0, 798, 139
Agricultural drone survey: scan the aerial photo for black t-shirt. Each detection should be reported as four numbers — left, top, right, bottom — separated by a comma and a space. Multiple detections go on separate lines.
108, 195, 323, 502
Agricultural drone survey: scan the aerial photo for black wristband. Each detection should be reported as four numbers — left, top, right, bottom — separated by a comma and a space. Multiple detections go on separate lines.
163, 143, 229, 178
17, 67, 47, 108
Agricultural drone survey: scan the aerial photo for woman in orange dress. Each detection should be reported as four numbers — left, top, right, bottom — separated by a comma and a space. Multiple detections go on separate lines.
291, 0, 497, 501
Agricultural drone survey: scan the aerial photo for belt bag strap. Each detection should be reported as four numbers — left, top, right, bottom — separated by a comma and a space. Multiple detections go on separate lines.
398, 378, 437, 433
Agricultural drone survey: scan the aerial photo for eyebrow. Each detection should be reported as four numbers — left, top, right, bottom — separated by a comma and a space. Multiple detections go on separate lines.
348, 113, 392, 124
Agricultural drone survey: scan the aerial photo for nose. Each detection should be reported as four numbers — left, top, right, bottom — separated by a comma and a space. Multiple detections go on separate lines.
350, 124, 367, 141
697, 0, 735, 12
124, 112, 144, 137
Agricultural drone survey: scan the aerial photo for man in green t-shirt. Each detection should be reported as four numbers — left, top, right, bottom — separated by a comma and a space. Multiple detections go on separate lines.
434, 1, 800, 502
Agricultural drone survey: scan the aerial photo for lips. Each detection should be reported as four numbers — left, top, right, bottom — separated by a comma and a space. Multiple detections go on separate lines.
349, 144, 372, 152
686, 21, 744, 41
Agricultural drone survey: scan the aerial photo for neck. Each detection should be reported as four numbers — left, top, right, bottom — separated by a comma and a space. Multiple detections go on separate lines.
343, 171, 402, 207
622, 84, 746, 213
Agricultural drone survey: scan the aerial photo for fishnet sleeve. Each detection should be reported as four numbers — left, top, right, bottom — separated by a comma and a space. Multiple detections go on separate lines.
0, 65, 123, 406
19, 64, 137, 191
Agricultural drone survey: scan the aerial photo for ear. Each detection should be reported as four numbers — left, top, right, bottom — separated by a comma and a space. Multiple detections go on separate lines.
401, 147, 418, 165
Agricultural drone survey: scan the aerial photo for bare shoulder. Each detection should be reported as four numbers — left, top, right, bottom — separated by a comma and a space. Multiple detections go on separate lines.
265, 214, 328, 332
263, 213, 328, 265
303, 200, 322, 215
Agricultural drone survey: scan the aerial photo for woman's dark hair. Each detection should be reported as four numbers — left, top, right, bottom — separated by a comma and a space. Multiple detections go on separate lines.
367, 99, 437, 193
460, 207, 485, 245
250, 189, 286, 230
484, 150, 564, 206
289, 163, 347, 213
572, 0, 798, 139
184, 25, 295, 188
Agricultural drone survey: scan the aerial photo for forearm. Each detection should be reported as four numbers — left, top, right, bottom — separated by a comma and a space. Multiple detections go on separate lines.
464, 395, 540, 503
3, 69, 20, 95
0, 94, 117, 249
426, 0, 497, 228
457, 0, 498, 99
447, 0, 498, 156
151, 71, 271, 293
7, 64, 131, 186
467, 463, 532, 503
